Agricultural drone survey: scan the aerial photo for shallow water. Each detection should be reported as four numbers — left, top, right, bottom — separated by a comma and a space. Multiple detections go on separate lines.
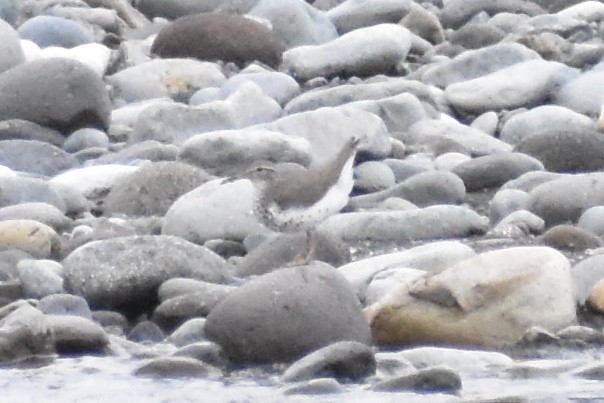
2, 352, 604, 403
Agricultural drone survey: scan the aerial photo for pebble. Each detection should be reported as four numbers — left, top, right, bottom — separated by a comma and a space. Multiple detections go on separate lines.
134, 356, 222, 379
17, 259, 64, 299
47, 314, 109, 353
17, 15, 94, 48
0, 139, 78, 176
0, 219, 60, 259
173, 341, 228, 368
0, 303, 54, 363
372, 366, 462, 393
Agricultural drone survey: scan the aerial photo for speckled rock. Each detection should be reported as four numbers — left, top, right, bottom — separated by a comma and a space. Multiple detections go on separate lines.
151, 13, 285, 68
102, 161, 212, 217
205, 262, 371, 363
63, 235, 227, 313
17, 259, 64, 299
0, 58, 111, 132
0, 303, 54, 363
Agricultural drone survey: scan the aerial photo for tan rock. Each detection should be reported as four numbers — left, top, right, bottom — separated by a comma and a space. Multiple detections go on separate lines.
587, 279, 604, 313
0, 219, 60, 258
366, 246, 576, 348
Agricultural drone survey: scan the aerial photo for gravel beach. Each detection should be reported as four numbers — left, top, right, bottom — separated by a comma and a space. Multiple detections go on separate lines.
2, 0, 604, 401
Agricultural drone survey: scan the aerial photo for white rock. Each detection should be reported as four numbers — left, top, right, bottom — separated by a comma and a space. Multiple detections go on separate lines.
50, 165, 139, 199
557, 1, 604, 22
39, 43, 112, 76
111, 98, 175, 128
326, 0, 412, 33
282, 24, 412, 81
445, 59, 576, 114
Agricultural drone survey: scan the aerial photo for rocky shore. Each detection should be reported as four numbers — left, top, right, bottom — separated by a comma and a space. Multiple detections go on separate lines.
2, 0, 604, 401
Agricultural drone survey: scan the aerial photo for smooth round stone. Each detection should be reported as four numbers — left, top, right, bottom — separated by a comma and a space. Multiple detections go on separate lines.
94, 141, 179, 165
578, 206, 604, 237
489, 189, 531, 224
248, 0, 338, 47
348, 171, 466, 211
284, 78, 448, 115
205, 262, 371, 363
233, 231, 350, 278
103, 161, 211, 217
167, 318, 206, 347
262, 107, 391, 166
0, 140, 78, 176
326, 0, 412, 34
63, 235, 227, 313
470, 111, 499, 136
434, 152, 471, 171
106, 59, 226, 104
346, 92, 429, 133
0, 220, 59, 258
63, 128, 109, 153
445, 59, 575, 114
368, 246, 575, 348
128, 320, 165, 344
0, 176, 66, 212
489, 210, 545, 238
283, 378, 344, 395
218, 70, 300, 107
46, 314, 108, 353
282, 24, 412, 81
400, 2, 444, 45
0, 19, 23, 73
451, 152, 544, 192
363, 267, 426, 306
0, 58, 111, 132
515, 127, 604, 173
449, 22, 506, 49
136, 0, 222, 19
553, 64, 604, 116
38, 294, 92, 319
0, 0, 17, 26
353, 161, 396, 193
382, 158, 431, 182
421, 43, 541, 88
282, 340, 375, 382
403, 119, 512, 156
17, 259, 64, 299
373, 366, 462, 393
130, 82, 281, 145
557, 1, 604, 22
50, 165, 139, 200
538, 225, 603, 252
0, 303, 54, 363
33, 43, 113, 77
573, 254, 604, 305
500, 170, 565, 193
179, 129, 311, 176
162, 178, 269, 244
587, 279, 604, 313
0, 119, 65, 147
134, 356, 222, 379
0, 203, 71, 232
151, 13, 285, 68
17, 15, 94, 48
319, 205, 488, 244
111, 98, 175, 129
500, 105, 594, 145
439, 0, 544, 29
173, 341, 228, 369
91, 310, 128, 333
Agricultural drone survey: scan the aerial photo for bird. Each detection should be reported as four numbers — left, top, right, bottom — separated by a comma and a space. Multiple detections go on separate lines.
247, 136, 360, 263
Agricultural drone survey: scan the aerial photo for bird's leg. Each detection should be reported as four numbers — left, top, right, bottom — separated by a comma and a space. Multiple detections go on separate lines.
289, 229, 318, 266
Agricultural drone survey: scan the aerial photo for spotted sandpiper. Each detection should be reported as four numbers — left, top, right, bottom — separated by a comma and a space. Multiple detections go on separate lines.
249, 136, 360, 262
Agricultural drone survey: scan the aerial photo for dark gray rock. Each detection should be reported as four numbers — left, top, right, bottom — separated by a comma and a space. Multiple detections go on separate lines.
372, 366, 462, 393
528, 173, 604, 227
102, 161, 211, 217
451, 153, 544, 192
232, 231, 350, 278
173, 341, 228, 368
0, 140, 78, 176
63, 235, 228, 313
205, 262, 371, 363
0, 302, 54, 363
348, 171, 466, 210
439, 0, 544, 29
17, 15, 94, 48
0, 58, 111, 132
46, 314, 109, 354
282, 340, 375, 382
134, 356, 222, 379
515, 128, 604, 173
449, 22, 506, 49
151, 13, 285, 68
0, 119, 65, 147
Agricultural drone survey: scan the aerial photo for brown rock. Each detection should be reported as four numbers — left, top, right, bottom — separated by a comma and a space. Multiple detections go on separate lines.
538, 225, 604, 252
587, 279, 604, 313
151, 13, 285, 68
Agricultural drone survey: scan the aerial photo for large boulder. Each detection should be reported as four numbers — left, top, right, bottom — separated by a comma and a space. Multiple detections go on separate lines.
367, 247, 576, 348
0, 58, 111, 132
151, 13, 285, 68
205, 262, 372, 363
